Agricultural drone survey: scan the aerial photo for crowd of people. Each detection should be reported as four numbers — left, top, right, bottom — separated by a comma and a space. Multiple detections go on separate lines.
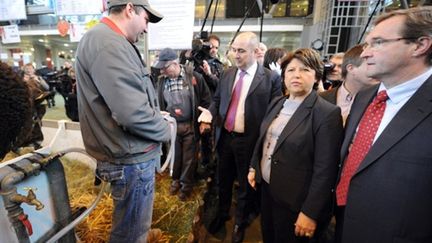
1, 1, 431, 243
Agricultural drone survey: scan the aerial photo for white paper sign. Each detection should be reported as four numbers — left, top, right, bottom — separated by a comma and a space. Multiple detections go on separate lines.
148, 0, 196, 50
0, 0, 27, 21
54, 0, 103, 16
1, 25, 21, 44
69, 23, 87, 42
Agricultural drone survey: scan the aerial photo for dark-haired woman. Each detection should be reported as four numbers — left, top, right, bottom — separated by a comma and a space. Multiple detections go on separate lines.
248, 48, 343, 242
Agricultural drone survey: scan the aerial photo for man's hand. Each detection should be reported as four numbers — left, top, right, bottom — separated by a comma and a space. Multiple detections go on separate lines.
294, 212, 316, 238
269, 62, 281, 76
201, 60, 212, 76
197, 106, 212, 123
247, 169, 256, 189
199, 122, 211, 134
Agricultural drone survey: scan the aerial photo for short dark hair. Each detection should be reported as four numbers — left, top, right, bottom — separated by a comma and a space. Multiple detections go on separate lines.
375, 6, 432, 65
208, 34, 220, 45
263, 47, 288, 69
280, 48, 323, 82
0, 62, 32, 159
341, 45, 364, 79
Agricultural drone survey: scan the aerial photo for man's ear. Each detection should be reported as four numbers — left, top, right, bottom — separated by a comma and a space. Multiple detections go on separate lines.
253, 47, 260, 55
125, 3, 135, 18
412, 36, 432, 57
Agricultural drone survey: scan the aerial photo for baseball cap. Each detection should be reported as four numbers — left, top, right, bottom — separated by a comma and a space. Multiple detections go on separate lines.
154, 48, 178, 69
106, 0, 163, 23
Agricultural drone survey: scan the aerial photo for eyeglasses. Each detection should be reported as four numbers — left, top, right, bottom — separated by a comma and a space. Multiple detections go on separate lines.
362, 37, 418, 50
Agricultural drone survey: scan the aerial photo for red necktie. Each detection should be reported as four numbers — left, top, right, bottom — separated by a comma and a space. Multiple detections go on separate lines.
224, 70, 246, 132
336, 90, 389, 206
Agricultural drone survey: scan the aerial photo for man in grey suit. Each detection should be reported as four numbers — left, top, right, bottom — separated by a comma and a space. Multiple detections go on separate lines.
205, 31, 281, 242
335, 7, 432, 243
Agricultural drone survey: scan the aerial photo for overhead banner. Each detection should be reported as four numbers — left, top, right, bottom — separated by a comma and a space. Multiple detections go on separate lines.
0, 0, 27, 21
147, 0, 196, 50
1, 25, 21, 44
54, 0, 103, 16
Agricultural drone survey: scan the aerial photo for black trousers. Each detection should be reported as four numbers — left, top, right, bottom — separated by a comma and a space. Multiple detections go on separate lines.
216, 129, 258, 227
261, 181, 330, 243
334, 206, 345, 243
172, 122, 197, 192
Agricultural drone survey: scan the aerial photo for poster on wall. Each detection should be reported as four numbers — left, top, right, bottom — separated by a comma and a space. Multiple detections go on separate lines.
147, 0, 196, 50
0, 0, 27, 21
1, 25, 21, 44
69, 23, 86, 42
54, 0, 104, 16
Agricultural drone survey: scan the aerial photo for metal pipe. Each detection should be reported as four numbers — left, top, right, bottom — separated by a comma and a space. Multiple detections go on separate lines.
46, 181, 108, 243
43, 147, 103, 243
1, 172, 31, 243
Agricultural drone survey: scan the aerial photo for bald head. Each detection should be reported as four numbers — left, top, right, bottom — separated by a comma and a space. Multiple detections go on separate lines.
231, 32, 260, 70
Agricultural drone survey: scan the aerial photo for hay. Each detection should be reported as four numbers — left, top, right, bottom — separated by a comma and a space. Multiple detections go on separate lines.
3, 148, 205, 243
61, 158, 203, 243
2, 150, 204, 242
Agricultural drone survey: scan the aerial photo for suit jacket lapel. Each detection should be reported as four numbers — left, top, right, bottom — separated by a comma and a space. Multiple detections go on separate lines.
226, 68, 237, 96
356, 77, 432, 174
247, 64, 264, 96
273, 91, 317, 153
257, 97, 285, 147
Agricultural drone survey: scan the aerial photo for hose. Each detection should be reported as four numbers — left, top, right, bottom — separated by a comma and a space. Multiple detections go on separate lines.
44, 148, 108, 243
158, 115, 177, 176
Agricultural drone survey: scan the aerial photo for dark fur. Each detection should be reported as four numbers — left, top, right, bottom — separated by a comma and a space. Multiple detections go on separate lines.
0, 62, 32, 159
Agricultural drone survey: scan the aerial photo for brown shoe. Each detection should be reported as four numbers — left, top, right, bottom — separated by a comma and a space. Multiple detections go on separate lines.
178, 190, 191, 201
169, 180, 180, 195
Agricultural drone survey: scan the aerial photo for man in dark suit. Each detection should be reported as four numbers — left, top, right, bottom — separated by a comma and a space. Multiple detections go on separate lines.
335, 7, 432, 243
320, 44, 378, 125
203, 31, 281, 242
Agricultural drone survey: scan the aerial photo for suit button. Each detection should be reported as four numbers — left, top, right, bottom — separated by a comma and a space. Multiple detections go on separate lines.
338, 164, 341, 168
273, 160, 278, 165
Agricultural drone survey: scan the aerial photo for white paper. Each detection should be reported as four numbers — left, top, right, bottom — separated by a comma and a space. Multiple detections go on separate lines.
0, 0, 27, 21
1, 25, 21, 44
69, 22, 87, 42
54, 0, 103, 16
148, 0, 196, 50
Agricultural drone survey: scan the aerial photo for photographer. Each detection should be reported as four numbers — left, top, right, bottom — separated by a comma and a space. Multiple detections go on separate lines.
192, 33, 224, 95
323, 53, 344, 90
191, 34, 224, 176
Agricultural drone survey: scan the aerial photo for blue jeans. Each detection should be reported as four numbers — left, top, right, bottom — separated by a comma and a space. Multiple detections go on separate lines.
96, 158, 157, 243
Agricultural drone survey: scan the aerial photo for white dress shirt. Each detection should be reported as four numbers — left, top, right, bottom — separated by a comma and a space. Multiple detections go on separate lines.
373, 67, 432, 143
232, 62, 258, 133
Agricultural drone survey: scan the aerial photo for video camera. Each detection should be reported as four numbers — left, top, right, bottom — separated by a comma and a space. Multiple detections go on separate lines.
190, 31, 212, 69
322, 60, 339, 90
323, 61, 335, 72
